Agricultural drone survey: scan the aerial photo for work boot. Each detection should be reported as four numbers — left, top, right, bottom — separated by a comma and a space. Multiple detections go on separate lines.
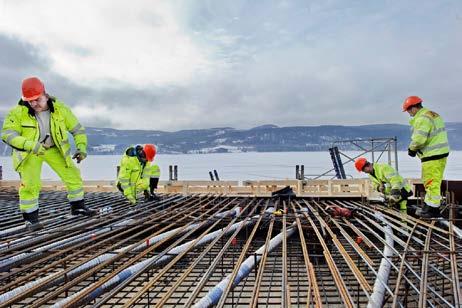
144, 190, 160, 202
70, 200, 97, 217
150, 192, 161, 201
418, 204, 441, 219
22, 210, 44, 231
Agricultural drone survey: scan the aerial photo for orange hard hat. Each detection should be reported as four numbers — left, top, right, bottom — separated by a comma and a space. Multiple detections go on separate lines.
143, 144, 156, 162
354, 157, 367, 172
22, 77, 45, 101
402, 96, 422, 112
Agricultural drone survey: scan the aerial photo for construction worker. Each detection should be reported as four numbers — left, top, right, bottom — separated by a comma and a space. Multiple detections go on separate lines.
1, 77, 96, 231
116, 144, 160, 206
403, 96, 450, 218
355, 158, 412, 214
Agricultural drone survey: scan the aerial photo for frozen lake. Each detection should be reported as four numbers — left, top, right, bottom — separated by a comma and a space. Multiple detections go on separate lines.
0, 151, 461, 181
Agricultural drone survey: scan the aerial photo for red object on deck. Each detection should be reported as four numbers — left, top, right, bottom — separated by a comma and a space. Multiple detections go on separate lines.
328, 206, 353, 218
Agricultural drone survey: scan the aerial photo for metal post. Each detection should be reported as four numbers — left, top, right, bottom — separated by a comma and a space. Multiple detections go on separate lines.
332, 147, 346, 179
300, 165, 304, 180
116, 166, 120, 178
174, 165, 178, 181
0, 165, 2, 180
328, 148, 341, 179
168, 165, 173, 181
213, 170, 220, 181
209, 171, 215, 181
388, 141, 392, 166
394, 137, 399, 172
371, 140, 375, 163
296, 165, 300, 180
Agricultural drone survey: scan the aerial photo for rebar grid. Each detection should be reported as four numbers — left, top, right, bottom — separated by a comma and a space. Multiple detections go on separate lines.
0, 189, 461, 307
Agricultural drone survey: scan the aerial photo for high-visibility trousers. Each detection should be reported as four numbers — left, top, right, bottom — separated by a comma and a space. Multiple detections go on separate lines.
422, 157, 447, 207
117, 164, 160, 204
398, 200, 407, 214
138, 164, 160, 192
18, 147, 84, 213
385, 197, 407, 214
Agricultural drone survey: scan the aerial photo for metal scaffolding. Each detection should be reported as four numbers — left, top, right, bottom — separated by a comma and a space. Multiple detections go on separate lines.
313, 137, 399, 179
0, 189, 461, 307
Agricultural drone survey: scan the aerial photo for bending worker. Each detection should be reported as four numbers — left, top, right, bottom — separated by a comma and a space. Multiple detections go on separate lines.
403, 96, 450, 218
1, 77, 96, 231
355, 157, 412, 214
116, 144, 160, 206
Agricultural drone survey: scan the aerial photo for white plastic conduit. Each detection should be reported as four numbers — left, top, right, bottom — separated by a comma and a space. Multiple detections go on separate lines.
0, 207, 240, 305
50, 208, 272, 308
0, 219, 134, 272
367, 212, 394, 308
0, 196, 182, 268
439, 219, 462, 239
193, 222, 297, 308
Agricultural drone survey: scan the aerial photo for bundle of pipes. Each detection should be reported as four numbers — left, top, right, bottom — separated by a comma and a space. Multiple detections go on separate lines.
0, 189, 461, 307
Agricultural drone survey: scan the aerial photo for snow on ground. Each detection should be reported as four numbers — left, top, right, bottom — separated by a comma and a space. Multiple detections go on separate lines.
1, 151, 461, 181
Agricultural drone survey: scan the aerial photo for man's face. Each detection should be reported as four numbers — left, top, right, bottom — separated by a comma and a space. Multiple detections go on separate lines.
363, 163, 373, 174
27, 94, 48, 112
406, 106, 418, 117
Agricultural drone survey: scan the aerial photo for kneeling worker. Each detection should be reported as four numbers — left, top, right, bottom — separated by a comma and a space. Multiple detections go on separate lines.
117, 144, 160, 206
355, 158, 412, 214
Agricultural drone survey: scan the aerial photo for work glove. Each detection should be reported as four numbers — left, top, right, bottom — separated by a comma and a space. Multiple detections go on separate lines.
377, 183, 386, 193
407, 148, 417, 157
272, 209, 284, 216
127, 196, 137, 206
389, 189, 402, 204
23, 140, 46, 155
72, 149, 87, 163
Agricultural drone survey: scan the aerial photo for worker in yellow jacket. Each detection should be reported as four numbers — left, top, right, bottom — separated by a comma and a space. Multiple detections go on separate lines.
116, 144, 160, 206
355, 158, 412, 214
1, 77, 96, 231
403, 96, 450, 218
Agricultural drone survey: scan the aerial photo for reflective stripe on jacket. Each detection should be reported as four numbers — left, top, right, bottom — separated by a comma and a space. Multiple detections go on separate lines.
1, 98, 87, 171
409, 107, 449, 161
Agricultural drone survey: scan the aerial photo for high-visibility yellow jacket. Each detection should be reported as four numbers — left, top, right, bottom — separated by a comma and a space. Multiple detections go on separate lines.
1, 98, 87, 171
368, 163, 411, 195
117, 146, 160, 203
409, 107, 449, 161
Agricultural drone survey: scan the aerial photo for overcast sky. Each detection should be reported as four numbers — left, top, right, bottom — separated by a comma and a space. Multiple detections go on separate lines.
0, 0, 461, 130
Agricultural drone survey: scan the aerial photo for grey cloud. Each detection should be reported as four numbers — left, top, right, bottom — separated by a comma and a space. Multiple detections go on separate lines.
2, 1, 461, 131
0, 35, 49, 105
80, 115, 118, 128
0, 35, 48, 69
163, 0, 462, 128
0, 34, 89, 106
0, 34, 110, 128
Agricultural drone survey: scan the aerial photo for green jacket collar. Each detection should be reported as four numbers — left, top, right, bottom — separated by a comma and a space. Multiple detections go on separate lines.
409, 107, 428, 125
18, 96, 56, 116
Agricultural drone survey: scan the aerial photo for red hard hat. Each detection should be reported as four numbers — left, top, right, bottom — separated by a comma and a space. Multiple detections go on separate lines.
22, 77, 45, 101
143, 144, 156, 162
354, 157, 367, 172
402, 96, 422, 112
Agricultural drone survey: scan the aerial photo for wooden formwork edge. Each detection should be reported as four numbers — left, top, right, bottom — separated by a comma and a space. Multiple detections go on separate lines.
0, 178, 421, 197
